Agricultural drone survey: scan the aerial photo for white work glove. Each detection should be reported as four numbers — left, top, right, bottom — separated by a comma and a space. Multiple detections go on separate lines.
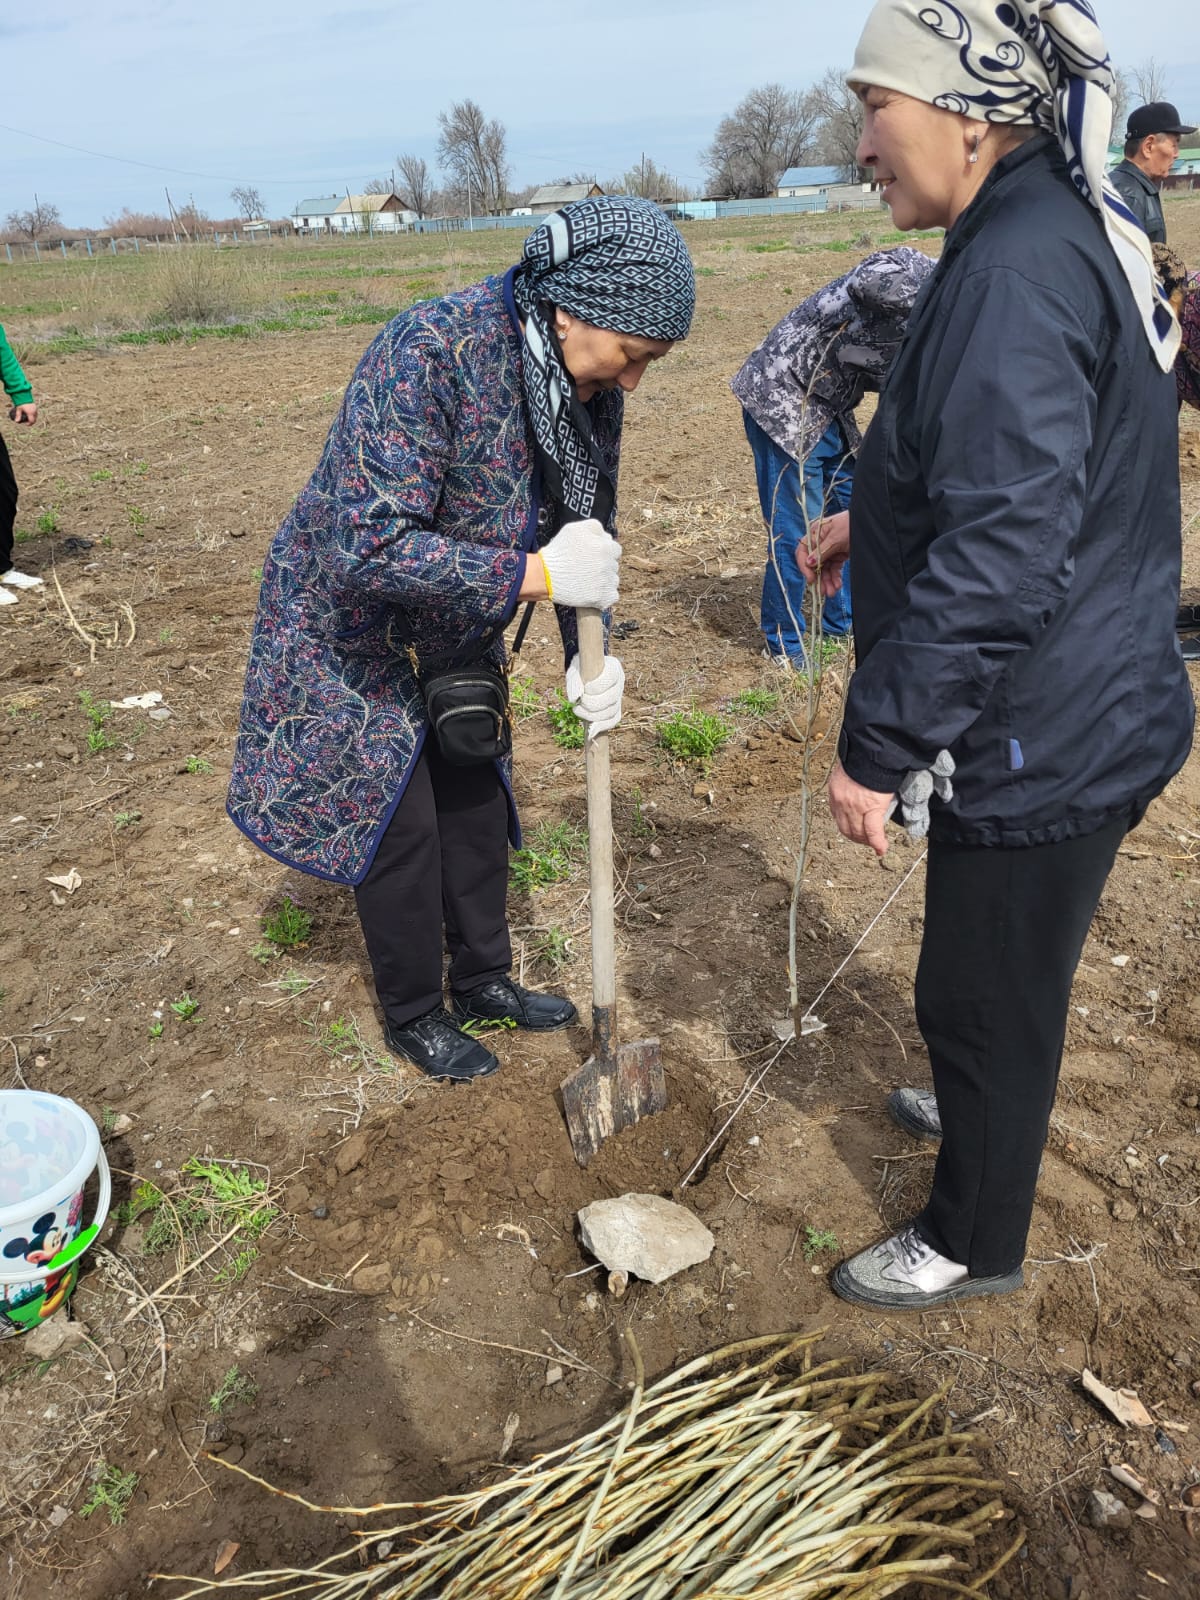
540, 519, 621, 610
565, 652, 625, 739
886, 749, 955, 840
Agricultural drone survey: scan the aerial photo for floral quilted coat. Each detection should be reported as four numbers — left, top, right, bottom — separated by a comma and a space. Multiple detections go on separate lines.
228, 269, 621, 885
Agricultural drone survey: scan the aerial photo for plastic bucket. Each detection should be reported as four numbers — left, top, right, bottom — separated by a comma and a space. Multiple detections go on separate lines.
0, 1090, 111, 1338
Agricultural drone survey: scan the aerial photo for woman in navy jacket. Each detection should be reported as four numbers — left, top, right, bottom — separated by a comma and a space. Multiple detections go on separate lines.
805, 0, 1192, 1309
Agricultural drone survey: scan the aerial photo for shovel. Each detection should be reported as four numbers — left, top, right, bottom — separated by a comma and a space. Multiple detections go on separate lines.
560, 607, 667, 1166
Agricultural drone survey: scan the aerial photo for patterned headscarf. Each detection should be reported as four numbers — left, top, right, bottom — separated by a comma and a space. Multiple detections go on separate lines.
849, 0, 1180, 371
511, 196, 694, 525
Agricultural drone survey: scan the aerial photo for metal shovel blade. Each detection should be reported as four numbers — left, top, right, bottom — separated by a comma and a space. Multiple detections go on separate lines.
560, 1038, 666, 1167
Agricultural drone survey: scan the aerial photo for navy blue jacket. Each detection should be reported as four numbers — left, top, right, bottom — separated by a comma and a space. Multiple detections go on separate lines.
841, 135, 1192, 848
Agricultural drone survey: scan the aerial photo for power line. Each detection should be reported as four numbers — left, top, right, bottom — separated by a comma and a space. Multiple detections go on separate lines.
0, 119, 356, 187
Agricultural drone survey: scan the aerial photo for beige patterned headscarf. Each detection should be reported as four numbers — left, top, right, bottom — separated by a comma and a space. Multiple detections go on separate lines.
849, 0, 1180, 370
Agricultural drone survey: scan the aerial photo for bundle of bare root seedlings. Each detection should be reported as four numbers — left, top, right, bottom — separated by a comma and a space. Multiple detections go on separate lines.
158, 1330, 1021, 1600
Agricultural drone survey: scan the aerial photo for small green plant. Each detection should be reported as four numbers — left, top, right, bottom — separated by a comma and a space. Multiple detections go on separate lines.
731, 687, 780, 719
78, 689, 115, 754
510, 819, 588, 892
261, 894, 313, 950
314, 1013, 393, 1072
207, 1365, 259, 1412
79, 1463, 138, 1525
214, 1248, 259, 1285
36, 507, 61, 535
509, 674, 543, 721
534, 926, 571, 969
170, 993, 201, 1022
127, 505, 148, 532
459, 1015, 518, 1037
101, 1106, 118, 1134
140, 1158, 277, 1258
251, 940, 278, 965
113, 809, 142, 830
148, 1020, 164, 1039
184, 755, 213, 775
90, 468, 113, 483
656, 705, 733, 765
128, 458, 149, 476
802, 1226, 840, 1261
115, 1179, 162, 1229
157, 626, 173, 643
547, 691, 585, 750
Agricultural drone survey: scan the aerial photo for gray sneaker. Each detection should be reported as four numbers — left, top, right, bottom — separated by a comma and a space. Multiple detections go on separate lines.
831, 1223, 1024, 1311
888, 1087, 941, 1142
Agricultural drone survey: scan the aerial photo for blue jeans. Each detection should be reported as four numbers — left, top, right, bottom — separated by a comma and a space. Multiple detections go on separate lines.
743, 411, 853, 659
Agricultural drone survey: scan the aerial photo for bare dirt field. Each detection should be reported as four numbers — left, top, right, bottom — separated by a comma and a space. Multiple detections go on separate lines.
2, 200, 1200, 1600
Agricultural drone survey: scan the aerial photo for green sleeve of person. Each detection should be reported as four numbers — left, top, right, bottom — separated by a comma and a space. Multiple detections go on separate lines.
0, 324, 34, 407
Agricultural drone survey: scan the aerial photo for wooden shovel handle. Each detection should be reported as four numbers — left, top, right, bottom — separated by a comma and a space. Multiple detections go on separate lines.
577, 608, 617, 1033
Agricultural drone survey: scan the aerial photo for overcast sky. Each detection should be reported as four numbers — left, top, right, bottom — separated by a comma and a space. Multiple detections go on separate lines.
1, 0, 1198, 228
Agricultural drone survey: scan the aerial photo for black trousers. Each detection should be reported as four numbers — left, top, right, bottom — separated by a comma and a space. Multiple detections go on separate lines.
354, 741, 512, 1028
913, 812, 1131, 1277
0, 433, 17, 573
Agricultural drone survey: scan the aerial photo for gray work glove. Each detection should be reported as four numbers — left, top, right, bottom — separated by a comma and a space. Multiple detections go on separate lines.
886, 749, 954, 840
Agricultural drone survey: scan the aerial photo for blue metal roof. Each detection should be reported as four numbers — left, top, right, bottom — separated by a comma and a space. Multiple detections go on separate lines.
292, 195, 341, 216
777, 166, 845, 189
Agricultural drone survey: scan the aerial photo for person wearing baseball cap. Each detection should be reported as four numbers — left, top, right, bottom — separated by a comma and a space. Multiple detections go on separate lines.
1110, 102, 1197, 244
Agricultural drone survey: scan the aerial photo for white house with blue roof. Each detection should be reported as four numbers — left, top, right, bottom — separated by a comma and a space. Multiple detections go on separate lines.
291, 196, 342, 234
776, 165, 847, 198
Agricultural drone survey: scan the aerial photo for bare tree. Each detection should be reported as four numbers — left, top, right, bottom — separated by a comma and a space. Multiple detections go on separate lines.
809, 69, 866, 183
1110, 70, 1131, 140
611, 156, 691, 202
437, 99, 510, 214
1129, 58, 1169, 106
701, 83, 822, 198
230, 185, 265, 221
5, 197, 62, 241
395, 153, 435, 218
363, 177, 392, 195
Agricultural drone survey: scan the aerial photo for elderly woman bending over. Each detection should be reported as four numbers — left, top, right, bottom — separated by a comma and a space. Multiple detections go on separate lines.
802, 0, 1192, 1309
229, 198, 693, 1083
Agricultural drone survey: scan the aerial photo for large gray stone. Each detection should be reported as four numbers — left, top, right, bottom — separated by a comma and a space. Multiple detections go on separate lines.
577, 1193, 715, 1284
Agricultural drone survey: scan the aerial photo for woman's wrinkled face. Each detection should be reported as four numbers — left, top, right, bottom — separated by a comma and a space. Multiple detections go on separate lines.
855, 85, 978, 231
554, 312, 674, 402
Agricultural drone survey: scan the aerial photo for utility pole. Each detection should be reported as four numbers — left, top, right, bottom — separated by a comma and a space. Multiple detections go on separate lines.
466, 169, 474, 231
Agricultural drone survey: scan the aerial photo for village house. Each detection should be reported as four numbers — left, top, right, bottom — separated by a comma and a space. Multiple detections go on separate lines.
521, 182, 604, 215
290, 195, 341, 235
333, 193, 418, 233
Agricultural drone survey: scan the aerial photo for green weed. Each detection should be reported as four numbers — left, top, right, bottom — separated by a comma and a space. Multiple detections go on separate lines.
207, 1365, 259, 1412
802, 1226, 840, 1261
90, 468, 113, 483
656, 706, 733, 764
79, 690, 115, 754
36, 507, 60, 535
458, 1015, 518, 1037
148, 1020, 164, 1039
547, 691, 585, 750
127, 505, 147, 531
534, 926, 571, 969
170, 993, 200, 1022
184, 755, 213, 775
113, 810, 142, 830
730, 687, 780, 719
508, 674, 543, 721
510, 819, 587, 892
79, 1463, 138, 1525
261, 894, 313, 950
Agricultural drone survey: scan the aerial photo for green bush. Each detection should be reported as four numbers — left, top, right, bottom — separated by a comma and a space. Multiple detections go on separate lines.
656, 706, 733, 764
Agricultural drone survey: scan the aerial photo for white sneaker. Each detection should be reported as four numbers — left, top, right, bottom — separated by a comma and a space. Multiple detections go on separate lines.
832, 1222, 1023, 1310
0, 586, 17, 605
0, 568, 43, 590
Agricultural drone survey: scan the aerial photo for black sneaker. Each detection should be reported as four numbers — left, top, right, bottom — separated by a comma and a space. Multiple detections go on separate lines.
383, 1009, 499, 1082
451, 976, 577, 1031
887, 1087, 942, 1142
